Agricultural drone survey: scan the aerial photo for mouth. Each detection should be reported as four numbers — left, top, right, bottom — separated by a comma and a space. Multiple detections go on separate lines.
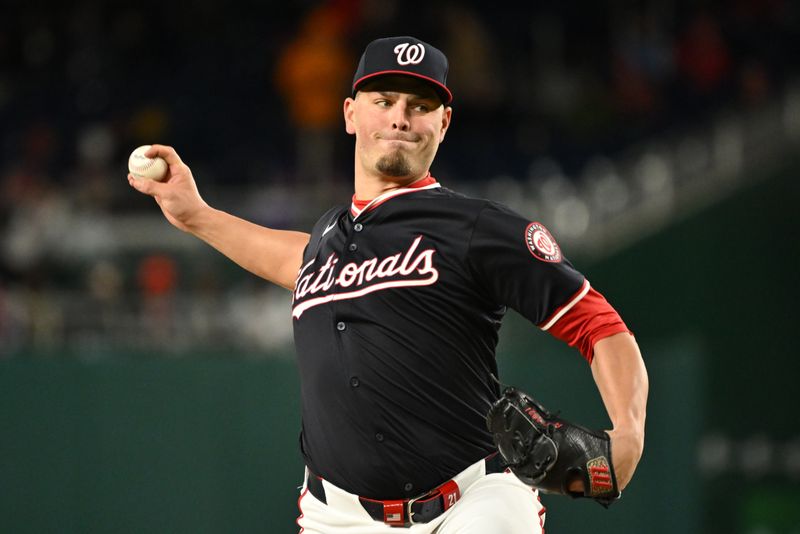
377, 133, 420, 143
381, 139, 415, 149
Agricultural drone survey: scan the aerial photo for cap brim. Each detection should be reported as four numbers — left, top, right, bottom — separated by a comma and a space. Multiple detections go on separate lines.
353, 70, 453, 105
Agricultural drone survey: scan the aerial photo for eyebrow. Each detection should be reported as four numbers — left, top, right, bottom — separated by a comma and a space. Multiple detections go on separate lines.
375, 90, 438, 101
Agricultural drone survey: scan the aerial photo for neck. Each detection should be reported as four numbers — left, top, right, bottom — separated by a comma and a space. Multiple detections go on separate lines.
353, 168, 431, 201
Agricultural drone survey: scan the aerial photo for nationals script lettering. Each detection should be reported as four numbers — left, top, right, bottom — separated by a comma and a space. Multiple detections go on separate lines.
291, 236, 439, 318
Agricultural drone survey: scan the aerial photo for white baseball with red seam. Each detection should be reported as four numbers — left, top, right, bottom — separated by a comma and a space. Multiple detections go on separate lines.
128, 145, 168, 181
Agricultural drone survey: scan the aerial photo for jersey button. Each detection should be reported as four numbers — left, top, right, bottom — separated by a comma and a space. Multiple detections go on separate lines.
375, 432, 384, 442
404, 482, 413, 492
350, 377, 360, 388
336, 322, 346, 331
348, 243, 358, 252
354, 223, 363, 232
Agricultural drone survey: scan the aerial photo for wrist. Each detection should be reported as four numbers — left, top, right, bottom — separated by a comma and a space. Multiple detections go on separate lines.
183, 203, 215, 233
607, 426, 644, 453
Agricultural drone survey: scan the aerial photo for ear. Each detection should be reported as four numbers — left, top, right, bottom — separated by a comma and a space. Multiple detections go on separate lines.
438, 106, 453, 143
343, 97, 356, 135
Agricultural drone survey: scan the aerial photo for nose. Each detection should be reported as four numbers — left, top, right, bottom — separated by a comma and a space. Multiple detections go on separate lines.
390, 102, 410, 131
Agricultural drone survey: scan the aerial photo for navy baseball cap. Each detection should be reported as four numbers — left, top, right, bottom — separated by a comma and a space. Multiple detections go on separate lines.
352, 36, 453, 105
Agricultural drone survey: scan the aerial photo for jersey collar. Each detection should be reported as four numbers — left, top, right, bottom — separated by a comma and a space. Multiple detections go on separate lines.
350, 174, 440, 219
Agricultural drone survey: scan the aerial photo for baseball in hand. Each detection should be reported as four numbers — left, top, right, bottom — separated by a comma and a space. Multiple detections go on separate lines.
128, 145, 168, 181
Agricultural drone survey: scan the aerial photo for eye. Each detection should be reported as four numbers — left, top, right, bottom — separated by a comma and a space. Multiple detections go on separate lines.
375, 99, 391, 107
413, 103, 430, 112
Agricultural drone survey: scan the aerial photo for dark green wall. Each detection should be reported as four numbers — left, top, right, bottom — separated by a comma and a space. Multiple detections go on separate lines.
0, 357, 304, 533
2, 163, 797, 533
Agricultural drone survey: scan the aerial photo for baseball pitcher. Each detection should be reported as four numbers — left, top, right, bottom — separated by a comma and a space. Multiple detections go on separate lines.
129, 36, 648, 533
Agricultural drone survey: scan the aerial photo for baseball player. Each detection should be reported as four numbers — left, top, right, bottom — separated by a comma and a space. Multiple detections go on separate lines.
128, 36, 648, 533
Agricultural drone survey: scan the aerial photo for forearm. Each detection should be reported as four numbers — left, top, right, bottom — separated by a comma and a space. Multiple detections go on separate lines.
591, 332, 648, 488
186, 206, 310, 290
126, 145, 310, 290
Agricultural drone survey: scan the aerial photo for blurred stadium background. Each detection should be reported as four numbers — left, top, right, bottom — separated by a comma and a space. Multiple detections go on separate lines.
1, 1, 798, 532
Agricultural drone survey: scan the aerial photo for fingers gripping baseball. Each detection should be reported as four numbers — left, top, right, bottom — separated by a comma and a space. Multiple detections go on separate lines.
127, 144, 208, 232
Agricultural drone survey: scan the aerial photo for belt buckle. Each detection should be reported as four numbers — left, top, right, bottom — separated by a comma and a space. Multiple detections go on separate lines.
406, 479, 460, 525
406, 494, 423, 525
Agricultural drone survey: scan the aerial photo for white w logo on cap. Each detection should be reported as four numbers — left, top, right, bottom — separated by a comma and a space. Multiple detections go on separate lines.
393, 43, 425, 65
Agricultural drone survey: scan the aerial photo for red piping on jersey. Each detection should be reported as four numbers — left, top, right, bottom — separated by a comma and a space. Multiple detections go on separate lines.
537, 492, 546, 533
296, 486, 309, 533
351, 198, 371, 212
539, 279, 631, 363
540, 279, 591, 331
350, 174, 439, 218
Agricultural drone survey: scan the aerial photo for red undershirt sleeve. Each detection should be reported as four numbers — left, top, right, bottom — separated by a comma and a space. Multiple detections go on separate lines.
538, 279, 632, 364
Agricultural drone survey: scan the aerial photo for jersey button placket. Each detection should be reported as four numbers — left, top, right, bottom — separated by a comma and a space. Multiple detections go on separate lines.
339, 220, 363, 426
347, 222, 360, 252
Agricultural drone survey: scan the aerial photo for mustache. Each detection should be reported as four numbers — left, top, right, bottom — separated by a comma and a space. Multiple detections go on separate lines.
377, 132, 420, 142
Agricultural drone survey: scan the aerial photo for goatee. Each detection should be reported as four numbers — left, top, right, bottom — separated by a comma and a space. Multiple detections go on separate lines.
376, 150, 412, 177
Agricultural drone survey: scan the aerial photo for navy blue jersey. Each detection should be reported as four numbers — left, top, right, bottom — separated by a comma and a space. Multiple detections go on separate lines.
292, 179, 585, 499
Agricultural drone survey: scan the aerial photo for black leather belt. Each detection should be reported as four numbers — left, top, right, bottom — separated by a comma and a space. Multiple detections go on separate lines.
305, 453, 506, 527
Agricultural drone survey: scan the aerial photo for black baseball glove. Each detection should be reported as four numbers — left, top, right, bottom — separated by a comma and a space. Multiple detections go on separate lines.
486, 386, 620, 507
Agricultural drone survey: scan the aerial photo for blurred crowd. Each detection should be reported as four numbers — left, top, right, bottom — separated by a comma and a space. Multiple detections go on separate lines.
0, 0, 798, 355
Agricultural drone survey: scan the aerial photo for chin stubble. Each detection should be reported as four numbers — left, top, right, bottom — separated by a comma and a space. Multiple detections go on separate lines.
375, 150, 412, 177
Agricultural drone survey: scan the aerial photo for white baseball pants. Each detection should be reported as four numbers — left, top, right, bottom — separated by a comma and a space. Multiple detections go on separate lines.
296, 457, 546, 533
